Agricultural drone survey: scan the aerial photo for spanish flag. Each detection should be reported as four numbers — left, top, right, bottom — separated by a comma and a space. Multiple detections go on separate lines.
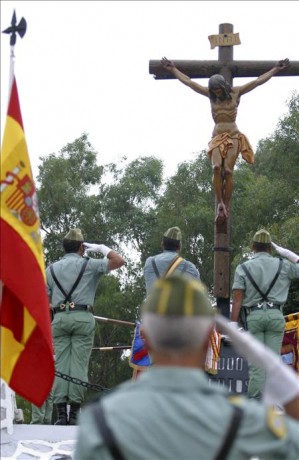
0, 76, 55, 406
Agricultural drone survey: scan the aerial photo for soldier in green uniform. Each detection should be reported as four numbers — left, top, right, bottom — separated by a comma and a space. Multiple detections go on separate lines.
231, 228, 299, 400
46, 228, 125, 425
74, 274, 299, 460
143, 226, 200, 295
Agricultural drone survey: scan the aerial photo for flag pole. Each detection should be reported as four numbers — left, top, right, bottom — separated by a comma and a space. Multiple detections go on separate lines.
94, 315, 136, 327
92, 346, 132, 351
8, 40, 15, 95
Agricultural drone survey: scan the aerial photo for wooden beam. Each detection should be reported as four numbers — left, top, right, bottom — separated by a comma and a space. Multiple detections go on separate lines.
149, 60, 299, 80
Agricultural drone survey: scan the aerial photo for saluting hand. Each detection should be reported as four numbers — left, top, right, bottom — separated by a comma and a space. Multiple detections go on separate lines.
271, 241, 299, 263
83, 242, 112, 257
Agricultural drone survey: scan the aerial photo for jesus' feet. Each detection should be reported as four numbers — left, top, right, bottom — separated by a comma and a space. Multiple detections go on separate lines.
215, 203, 228, 224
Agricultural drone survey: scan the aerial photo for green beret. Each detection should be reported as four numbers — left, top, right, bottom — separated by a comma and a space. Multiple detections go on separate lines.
164, 226, 182, 241
64, 228, 84, 242
143, 274, 214, 317
253, 228, 271, 244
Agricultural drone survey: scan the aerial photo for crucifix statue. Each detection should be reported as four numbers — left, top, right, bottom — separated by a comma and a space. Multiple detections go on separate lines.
149, 23, 299, 317
159, 56, 289, 224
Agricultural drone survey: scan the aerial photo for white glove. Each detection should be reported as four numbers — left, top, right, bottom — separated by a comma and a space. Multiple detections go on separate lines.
222, 322, 242, 341
271, 242, 299, 263
215, 315, 299, 407
83, 243, 112, 257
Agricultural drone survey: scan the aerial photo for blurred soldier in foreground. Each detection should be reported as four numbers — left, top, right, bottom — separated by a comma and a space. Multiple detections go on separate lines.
47, 228, 125, 425
74, 274, 299, 460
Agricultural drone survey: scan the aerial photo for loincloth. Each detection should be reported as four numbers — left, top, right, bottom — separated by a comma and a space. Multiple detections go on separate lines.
208, 132, 254, 164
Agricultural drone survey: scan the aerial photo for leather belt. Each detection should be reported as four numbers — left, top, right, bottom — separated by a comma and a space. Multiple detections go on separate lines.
53, 304, 92, 313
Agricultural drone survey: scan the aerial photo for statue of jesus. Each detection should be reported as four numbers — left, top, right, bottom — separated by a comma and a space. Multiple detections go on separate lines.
161, 57, 290, 223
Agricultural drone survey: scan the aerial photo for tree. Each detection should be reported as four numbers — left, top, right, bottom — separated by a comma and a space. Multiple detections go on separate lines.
37, 133, 105, 263
153, 151, 215, 288
253, 91, 299, 192
88, 276, 139, 395
102, 156, 163, 258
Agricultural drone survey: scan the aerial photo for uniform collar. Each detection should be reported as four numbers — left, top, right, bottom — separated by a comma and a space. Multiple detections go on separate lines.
62, 253, 82, 259
138, 366, 211, 391
252, 252, 272, 259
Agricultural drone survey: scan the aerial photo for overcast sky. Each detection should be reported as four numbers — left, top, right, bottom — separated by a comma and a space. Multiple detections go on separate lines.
1, 1, 298, 180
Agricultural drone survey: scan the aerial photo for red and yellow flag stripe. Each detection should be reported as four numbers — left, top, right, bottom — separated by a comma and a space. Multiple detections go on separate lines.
0, 77, 54, 406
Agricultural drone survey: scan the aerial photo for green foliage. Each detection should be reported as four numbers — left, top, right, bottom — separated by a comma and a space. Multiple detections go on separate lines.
37, 133, 105, 263
103, 156, 163, 257
153, 152, 215, 287
253, 91, 299, 192
15, 396, 31, 424
88, 275, 140, 395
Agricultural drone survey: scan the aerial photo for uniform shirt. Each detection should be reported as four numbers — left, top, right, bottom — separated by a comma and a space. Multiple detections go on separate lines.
232, 253, 299, 307
143, 250, 200, 295
74, 367, 299, 460
46, 253, 109, 308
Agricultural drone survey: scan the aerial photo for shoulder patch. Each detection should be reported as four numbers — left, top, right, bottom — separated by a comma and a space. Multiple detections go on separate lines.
267, 407, 287, 439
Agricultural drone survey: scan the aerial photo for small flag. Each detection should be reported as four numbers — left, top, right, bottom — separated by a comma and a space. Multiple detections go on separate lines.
0, 76, 55, 406
129, 322, 151, 370
205, 328, 222, 375
281, 312, 299, 373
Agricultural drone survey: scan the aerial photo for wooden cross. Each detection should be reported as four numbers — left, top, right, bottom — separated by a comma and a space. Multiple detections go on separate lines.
149, 23, 299, 318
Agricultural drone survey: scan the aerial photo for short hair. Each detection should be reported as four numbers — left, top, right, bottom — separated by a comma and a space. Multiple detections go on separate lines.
142, 313, 214, 353
253, 242, 271, 253
63, 239, 82, 253
162, 236, 180, 251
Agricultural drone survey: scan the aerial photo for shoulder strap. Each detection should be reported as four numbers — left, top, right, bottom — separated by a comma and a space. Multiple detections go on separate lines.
264, 258, 283, 298
165, 256, 184, 277
92, 402, 126, 460
151, 258, 161, 279
49, 258, 89, 303
92, 398, 241, 460
241, 264, 265, 299
50, 264, 67, 298
151, 255, 184, 279
214, 405, 243, 460
241, 258, 283, 302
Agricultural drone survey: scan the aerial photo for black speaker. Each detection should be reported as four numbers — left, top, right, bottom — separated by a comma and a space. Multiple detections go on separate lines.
207, 339, 249, 394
